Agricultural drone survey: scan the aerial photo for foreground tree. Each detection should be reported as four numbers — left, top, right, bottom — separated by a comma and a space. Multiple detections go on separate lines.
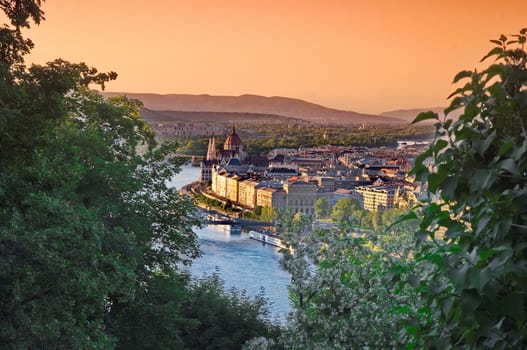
1, 2, 280, 348
402, 29, 527, 348
280, 227, 415, 349
181, 275, 281, 350
0, 2, 202, 348
0, 66, 201, 348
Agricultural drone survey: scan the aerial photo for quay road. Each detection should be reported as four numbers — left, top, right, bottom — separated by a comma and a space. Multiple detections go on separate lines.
201, 209, 274, 227
179, 181, 275, 230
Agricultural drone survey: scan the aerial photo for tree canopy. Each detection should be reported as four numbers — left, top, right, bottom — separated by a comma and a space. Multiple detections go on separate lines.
0, 1, 278, 348
400, 28, 527, 349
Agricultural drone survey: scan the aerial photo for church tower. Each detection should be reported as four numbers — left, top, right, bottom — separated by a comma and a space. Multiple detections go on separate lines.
206, 136, 217, 161
200, 136, 218, 184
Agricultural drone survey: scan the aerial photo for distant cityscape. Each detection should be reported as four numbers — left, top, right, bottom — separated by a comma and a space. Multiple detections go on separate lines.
198, 124, 429, 215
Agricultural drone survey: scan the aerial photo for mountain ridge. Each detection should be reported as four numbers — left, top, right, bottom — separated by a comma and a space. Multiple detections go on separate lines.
380, 106, 462, 122
102, 92, 407, 124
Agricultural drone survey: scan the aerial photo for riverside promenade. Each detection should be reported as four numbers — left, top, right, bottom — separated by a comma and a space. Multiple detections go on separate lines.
179, 181, 275, 230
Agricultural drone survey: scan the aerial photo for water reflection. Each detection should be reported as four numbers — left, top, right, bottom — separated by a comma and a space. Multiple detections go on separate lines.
169, 165, 292, 323
189, 225, 292, 324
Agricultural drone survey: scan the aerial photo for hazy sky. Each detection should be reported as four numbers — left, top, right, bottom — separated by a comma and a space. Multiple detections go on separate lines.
18, 0, 527, 114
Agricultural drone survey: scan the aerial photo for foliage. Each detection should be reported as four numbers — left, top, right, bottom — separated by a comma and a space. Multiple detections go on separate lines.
280, 227, 415, 349
179, 138, 208, 155
260, 205, 278, 222
330, 197, 361, 224
0, 78, 201, 348
277, 209, 312, 234
241, 123, 433, 155
0, 2, 204, 348
109, 272, 192, 350
1, 4, 284, 349
314, 197, 329, 219
402, 29, 527, 349
180, 274, 282, 350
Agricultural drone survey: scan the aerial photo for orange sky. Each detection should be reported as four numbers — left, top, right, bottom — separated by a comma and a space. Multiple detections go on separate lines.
15, 0, 527, 114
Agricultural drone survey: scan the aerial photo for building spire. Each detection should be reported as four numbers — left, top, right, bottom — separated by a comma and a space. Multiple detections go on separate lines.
231, 122, 236, 135
206, 136, 216, 161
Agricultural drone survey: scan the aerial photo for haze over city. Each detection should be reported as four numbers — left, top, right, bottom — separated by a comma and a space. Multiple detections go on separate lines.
21, 0, 527, 114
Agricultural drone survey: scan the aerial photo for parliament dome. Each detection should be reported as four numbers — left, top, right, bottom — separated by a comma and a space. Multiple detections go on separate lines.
224, 125, 242, 151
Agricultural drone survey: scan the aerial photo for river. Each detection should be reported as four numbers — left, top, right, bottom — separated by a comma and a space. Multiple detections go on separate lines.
167, 164, 292, 323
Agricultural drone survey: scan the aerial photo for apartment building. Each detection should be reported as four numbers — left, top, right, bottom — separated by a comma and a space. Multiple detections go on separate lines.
256, 187, 287, 211
283, 180, 318, 215
353, 185, 399, 212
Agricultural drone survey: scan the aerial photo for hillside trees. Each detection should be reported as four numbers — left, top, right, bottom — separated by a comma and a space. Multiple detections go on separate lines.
0, 2, 281, 348
280, 227, 415, 349
401, 29, 527, 348
0, 60, 201, 348
314, 197, 329, 218
330, 197, 361, 224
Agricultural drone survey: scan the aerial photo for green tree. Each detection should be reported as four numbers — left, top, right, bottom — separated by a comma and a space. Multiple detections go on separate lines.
330, 197, 360, 224
402, 29, 527, 348
314, 197, 329, 219
381, 207, 419, 234
276, 209, 312, 234
0, 2, 201, 348
180, 138, 208, 155
362, 210, 382, 231
291, 212, 312, 233
180, 274, 281, 350
260, 205, 278, 222
280, 228, 415, 349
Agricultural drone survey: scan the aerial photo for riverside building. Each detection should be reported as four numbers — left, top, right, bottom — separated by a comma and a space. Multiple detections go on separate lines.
203, 126, 419, 215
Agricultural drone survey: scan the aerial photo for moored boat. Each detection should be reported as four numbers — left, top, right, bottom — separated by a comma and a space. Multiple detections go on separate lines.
249, 231, 293, 253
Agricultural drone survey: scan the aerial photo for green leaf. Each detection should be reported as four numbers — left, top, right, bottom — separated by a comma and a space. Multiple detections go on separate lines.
485, 64, 505, 82
481, 47, 504, 62
499, 158, 518, 175
460, 291, 481, 316
415, 229, 429, 242
503, 293, 524, 321
478, 248, 499, 263
445, 96, 464, 115
472, 169, 496, 191
433, 139, 448, 155
442, 296, 456, 319
412, 111, 439, 124
452, 70, 473, 83
451, 264, 470, 287
428, 169, 447, 192
497, 140, 514, 157
408, 274, 420, 288
441, 176, 458, 200
467, 266, 491, 292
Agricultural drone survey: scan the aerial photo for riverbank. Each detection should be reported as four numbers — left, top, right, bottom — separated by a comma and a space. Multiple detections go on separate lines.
168, 165, 292, 323
180, 180, 277, 230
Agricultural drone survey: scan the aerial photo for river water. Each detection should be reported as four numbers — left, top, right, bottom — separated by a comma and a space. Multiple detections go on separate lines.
168, 165, 292, 323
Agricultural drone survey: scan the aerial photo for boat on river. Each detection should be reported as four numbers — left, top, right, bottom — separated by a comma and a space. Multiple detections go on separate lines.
249, 231, 293, 253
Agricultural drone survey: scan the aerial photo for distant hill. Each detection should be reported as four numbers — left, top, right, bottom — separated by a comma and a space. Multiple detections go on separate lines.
380, 107, 462, 123
139, 108, 301, 124
102, 92, 406, 125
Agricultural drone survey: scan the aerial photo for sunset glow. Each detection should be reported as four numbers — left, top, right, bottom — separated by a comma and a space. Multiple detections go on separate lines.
20, 0, 527, 114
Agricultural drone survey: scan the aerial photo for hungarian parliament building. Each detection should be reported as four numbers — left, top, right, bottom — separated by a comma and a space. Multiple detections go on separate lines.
200, 126, 422, 215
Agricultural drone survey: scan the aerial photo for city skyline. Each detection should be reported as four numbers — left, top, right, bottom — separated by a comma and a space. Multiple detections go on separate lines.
18, 0, 527, 114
